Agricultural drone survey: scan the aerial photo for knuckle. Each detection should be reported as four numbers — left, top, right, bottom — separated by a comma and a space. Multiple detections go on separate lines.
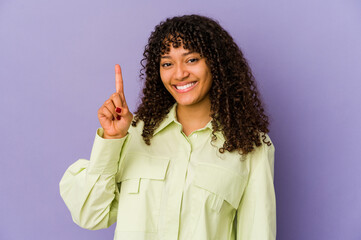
98, 105, 105, 112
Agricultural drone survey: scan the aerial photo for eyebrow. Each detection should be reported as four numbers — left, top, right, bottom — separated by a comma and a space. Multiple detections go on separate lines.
160, 51, 196, 59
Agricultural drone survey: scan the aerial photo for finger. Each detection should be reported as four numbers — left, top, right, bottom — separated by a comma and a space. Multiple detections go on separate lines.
102, 106, 114, 121
111, 92, 123, 113
115, 64, 128, 107
115, 64, 124, 94
104, 99, 118, 120
120, 91, 128, 108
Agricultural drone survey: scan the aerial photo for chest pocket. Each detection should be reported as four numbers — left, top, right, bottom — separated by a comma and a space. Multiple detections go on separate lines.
116, 153, 170, 232
192, 163, 248, 212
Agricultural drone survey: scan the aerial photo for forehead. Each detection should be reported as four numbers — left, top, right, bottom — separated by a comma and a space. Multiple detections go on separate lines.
161, 45, 195, 57
160, 34, 200, 56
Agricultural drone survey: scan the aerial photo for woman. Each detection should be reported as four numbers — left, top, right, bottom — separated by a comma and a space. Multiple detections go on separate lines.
60, 14, 276, 240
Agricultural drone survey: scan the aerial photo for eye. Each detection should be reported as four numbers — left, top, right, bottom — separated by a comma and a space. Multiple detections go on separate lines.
187, 58, 199, 63
161, 62, 172, 68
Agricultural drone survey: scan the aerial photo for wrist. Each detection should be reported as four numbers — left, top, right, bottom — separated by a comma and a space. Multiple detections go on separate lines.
102, 132, 127, 139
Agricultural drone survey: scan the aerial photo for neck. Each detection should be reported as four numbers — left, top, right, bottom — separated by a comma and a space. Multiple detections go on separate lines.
176, 98, 212, 134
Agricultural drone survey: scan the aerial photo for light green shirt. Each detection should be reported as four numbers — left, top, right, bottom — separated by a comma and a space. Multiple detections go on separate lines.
59, 103, 276, 240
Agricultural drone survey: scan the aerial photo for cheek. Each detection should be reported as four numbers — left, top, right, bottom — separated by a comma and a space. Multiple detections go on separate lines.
204, 70, 213, 88
159, 70, 169, 84
160, 74, 173, 92
159, 74, 166, 86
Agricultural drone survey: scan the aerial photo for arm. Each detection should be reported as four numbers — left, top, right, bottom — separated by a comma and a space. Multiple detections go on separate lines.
236, 136, 276, 239
59, 128, 129, 230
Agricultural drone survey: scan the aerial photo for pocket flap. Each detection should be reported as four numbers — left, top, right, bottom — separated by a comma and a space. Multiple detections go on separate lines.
193, 163, 247, 209
122, 178, 140, 194
120, 153, 170, 181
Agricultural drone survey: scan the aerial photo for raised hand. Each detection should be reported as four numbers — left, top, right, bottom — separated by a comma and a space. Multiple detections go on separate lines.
97, 64, 133, 139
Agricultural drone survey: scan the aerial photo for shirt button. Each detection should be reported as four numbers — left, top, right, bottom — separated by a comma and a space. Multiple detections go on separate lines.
192, 134, 198, 138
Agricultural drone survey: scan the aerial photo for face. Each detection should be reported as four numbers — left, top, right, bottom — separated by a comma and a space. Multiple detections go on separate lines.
159, 45, 213, 108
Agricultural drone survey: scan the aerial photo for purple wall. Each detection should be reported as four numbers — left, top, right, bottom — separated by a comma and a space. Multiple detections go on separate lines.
1, 0, 360, 239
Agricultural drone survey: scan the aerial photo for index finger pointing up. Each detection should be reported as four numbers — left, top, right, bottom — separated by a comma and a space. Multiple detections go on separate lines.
115, 64, 124, 94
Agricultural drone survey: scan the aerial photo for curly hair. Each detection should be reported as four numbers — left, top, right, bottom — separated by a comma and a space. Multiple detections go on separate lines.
132, 14, 272, 155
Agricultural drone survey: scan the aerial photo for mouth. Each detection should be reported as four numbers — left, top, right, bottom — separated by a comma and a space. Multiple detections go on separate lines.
173, 81, 198, 93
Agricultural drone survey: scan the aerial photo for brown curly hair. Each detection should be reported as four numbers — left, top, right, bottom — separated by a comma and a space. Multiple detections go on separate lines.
132, 14, 272, 155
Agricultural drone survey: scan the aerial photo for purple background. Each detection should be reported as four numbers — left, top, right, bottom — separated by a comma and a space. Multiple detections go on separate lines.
1, 0, 360, 239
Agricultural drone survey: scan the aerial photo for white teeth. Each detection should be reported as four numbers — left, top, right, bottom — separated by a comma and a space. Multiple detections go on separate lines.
175, 82, 195, 90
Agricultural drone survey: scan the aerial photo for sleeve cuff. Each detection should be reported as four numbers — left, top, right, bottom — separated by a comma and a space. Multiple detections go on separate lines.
88, 128, 129, 175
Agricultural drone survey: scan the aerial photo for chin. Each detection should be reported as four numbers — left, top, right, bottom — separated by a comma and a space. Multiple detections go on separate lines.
175, 99, 198, 107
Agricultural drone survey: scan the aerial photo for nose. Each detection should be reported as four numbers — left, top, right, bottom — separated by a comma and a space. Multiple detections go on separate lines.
174, 63, 190, 81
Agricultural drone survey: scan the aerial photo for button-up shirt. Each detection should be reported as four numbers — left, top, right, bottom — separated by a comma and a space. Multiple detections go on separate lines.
59, 103, 276, 240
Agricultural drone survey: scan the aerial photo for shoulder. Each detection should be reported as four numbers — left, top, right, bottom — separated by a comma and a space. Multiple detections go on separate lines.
129, 115, 145, 135
247, 132, 275, 175
255, 131, 275, 153
260, 132, 275, 152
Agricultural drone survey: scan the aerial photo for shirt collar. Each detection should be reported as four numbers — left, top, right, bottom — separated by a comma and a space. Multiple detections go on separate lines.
153, 103, 178, 135
153, 103, 214, 136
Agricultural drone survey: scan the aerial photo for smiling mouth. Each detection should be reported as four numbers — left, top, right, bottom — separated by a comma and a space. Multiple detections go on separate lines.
173, 81, 198, 92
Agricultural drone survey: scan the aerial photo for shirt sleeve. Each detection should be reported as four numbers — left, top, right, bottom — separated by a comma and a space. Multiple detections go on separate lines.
59, 128, 129, 230
236, 136, 276, 240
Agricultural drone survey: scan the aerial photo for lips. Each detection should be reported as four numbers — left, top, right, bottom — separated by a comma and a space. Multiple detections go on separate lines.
173, 81, 198, 93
